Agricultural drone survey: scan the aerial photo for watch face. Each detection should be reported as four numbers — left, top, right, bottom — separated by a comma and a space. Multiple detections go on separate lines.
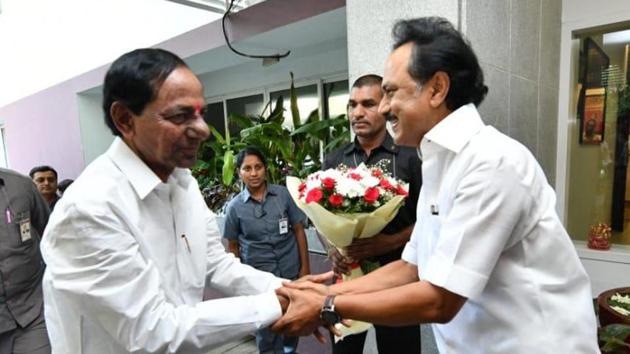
321, 310, 340, 325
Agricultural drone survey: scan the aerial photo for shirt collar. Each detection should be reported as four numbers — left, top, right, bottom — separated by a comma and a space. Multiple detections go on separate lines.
240, 183, 277, 203
344, 133, 398, 155
106, 137, 191, 200
422, 104, 485, 154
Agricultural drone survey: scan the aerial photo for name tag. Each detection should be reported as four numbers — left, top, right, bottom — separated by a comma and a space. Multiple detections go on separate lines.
279, 217, 289, 235
17, 211, 32, 242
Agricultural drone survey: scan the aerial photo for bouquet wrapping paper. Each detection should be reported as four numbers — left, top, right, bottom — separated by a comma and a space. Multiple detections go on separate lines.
286, 175, 406, 339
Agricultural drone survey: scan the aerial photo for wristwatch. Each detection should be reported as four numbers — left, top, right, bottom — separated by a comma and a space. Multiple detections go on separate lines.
320, 295, 341, 325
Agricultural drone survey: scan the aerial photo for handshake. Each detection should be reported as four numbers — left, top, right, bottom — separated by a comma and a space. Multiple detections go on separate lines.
271, 271, 350, 343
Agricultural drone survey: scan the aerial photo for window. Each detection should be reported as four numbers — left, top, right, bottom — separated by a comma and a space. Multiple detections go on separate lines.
566, 26, 630, 246
226, 93, 265, 117
270, 84, 319, 129
208, 78, 350, 140
323, 80, 349, 120
226, 93, 265, 136
0, 126, 8, 168
204, 101, 226, 138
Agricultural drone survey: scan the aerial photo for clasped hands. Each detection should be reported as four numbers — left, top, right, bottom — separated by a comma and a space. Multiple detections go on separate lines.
271, 271, 349, 342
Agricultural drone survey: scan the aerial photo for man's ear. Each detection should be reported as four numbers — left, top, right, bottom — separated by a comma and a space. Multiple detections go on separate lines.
110, 101, 135, 137
429, 71, 450, 109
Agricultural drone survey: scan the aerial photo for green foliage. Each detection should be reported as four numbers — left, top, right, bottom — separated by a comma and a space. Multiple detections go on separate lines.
599, 324, 630, 353
192, 73, 351, 213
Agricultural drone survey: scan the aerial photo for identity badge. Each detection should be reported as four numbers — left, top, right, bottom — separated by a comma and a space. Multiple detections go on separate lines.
17, 211, 32, 243
279, 217, 289, 235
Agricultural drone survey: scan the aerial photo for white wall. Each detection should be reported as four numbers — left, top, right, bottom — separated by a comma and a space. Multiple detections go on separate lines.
0, 0, 218, 108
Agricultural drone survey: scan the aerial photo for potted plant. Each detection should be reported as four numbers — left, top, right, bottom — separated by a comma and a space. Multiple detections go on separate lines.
598, 287, 630, 353
192, 73, 350, 214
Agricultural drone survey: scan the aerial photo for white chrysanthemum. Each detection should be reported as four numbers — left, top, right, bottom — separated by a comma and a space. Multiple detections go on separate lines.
320, 168, 344, 180
337, 177, 364, 198
360, 175, 380, 188
306, 177, 322, 191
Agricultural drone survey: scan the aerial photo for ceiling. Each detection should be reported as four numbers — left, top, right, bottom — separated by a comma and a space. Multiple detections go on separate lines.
185, 6, 347, 76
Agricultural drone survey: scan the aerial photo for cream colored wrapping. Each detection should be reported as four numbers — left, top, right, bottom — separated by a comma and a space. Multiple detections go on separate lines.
286, 176, 405, 340
286, 177, 405, 247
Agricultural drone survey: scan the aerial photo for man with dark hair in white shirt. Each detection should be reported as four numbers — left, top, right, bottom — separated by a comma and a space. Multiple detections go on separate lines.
41, 48, 327, 354
272, 17, 598, 354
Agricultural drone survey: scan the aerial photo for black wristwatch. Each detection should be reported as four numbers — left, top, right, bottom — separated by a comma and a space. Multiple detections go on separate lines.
320, 295, 341, 325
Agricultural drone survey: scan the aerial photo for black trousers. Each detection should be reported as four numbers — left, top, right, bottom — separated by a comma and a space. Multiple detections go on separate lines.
332, 323, 421, 354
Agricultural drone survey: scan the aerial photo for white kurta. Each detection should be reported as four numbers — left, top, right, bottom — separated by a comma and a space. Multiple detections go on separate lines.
41, 138, 283, 354
402, 104, 599, 353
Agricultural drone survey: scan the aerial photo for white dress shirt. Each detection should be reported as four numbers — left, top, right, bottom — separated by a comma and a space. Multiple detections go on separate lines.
402, 104, 598, 353
41, 138, 283, 354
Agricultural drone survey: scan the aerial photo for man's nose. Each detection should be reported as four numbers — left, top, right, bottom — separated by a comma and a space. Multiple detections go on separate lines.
350, 105, 366, 120
378, 97, 390, 116
187, 115, 210, 141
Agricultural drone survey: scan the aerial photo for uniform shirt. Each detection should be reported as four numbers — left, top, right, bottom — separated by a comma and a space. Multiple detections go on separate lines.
402, 104, 598, 353
223, 184, 306, 279
41, 138, 283, 354
324, 134, 422, 264
0, 168, 49, 333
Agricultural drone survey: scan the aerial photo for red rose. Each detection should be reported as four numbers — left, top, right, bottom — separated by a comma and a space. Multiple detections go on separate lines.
298, 182, 306, 192
371, 169, 383, 178
321, 177, 336, 190
305, 188, 324, 203
379, 178, 393, 190
395, 184, 408, 197
328, 194, 344, 207
348, 172, 362, 181
364, 187, 380, 203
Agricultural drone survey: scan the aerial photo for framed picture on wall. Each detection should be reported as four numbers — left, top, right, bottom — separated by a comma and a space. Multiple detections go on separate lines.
578, 37, 609, 145
581, 88, 606, 144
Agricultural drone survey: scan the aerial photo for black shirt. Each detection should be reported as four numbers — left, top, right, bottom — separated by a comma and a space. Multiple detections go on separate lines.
323, 134, 422, 265
0, 168, 49, 333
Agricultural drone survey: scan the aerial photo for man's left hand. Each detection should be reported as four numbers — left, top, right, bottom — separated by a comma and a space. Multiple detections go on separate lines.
271, 286, 325, 338
345, 233, 404, 260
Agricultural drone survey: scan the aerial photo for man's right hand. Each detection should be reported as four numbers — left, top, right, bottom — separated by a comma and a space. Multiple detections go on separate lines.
328, 247, 352, 276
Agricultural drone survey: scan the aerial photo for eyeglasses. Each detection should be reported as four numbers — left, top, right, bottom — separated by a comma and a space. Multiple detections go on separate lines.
254, 204, 267, 219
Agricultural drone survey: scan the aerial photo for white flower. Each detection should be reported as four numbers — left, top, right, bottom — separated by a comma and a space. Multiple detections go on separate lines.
305, 177, 322, 191
336, 177, 363, 198
360, 175, 379, 188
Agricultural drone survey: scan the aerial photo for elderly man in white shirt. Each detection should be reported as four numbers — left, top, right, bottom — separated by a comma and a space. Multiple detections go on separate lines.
272, 17, 598, 353
40, 48, 326, 354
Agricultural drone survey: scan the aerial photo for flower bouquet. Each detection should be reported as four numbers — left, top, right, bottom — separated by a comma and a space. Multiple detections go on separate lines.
286, 163, 408, 338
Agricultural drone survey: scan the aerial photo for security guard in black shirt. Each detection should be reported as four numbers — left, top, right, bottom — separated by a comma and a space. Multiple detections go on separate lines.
322, 75, 422, 354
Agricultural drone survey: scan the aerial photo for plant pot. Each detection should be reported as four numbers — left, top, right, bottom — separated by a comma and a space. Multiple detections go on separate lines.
598, 287, 630, 353
598, 287, 630, 327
